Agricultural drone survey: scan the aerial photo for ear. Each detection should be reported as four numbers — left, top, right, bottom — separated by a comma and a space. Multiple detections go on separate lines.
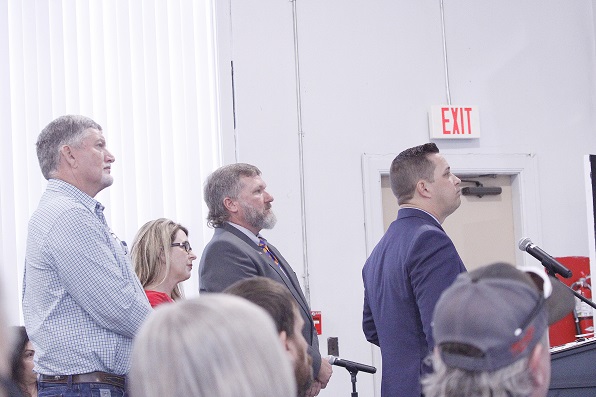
223, 197, 239, 214
60, 145, 77, 168
416, 179, 432, 199
528, 343, 548, 389
278, 330, 291, 351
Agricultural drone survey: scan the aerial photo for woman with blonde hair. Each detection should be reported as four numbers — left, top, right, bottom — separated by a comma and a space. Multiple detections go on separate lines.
131, 218, 196, 307
129, 294, 296, 397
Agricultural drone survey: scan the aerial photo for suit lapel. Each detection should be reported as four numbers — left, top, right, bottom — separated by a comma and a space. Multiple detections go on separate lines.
220, 224, 284, 275
267, 243, 311, 320
219, 223, 313, 325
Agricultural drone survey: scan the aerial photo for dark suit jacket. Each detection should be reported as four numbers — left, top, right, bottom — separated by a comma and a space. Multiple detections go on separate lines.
199, 222, 322, 377
362, 208, 466, 397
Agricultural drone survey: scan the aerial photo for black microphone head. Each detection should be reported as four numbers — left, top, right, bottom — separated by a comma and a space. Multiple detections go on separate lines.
518, 237, 532, 251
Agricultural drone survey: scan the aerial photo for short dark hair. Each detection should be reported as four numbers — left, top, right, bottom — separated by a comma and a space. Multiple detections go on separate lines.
390, 143, 439, 204
224, 277, 297, 338
203, 163, 261, 228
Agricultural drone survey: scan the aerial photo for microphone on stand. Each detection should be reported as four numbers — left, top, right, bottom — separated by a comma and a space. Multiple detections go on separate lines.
518, 237, 572, 278
328, 356, 376, 374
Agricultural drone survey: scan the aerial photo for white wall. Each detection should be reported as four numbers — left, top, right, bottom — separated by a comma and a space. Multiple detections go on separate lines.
215, 1, 596, 395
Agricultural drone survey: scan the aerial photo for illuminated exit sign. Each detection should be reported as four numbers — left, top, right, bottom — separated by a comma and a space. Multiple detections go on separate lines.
429, 106, 480, 139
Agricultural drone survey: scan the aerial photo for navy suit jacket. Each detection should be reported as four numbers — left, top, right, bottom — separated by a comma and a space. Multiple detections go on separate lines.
362, 208, 466, 397
199, 222, 322, 377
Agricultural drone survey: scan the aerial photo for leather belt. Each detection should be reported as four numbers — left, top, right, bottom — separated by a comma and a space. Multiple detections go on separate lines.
39, 372, 126, 389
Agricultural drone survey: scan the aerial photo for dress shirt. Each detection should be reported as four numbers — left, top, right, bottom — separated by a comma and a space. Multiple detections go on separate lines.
22, 179, 152, 375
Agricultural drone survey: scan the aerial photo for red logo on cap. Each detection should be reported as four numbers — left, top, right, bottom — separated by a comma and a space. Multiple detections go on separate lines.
511, 325, 535, 355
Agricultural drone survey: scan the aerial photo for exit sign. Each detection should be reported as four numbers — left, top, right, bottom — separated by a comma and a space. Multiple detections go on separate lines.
429, 106, 480, 139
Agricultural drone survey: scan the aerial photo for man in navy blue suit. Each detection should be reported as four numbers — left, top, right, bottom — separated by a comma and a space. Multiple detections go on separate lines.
362, 143, 466, 397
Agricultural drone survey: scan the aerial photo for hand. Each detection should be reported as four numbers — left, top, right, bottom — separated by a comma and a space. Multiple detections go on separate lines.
316, 357, 333, 388
305, 380, 322, 397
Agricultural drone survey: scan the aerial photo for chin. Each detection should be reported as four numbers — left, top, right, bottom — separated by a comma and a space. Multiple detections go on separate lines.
102, 177, 114, 188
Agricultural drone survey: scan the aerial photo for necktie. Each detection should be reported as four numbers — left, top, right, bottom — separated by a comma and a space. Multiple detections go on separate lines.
259, 238, 288, 278
259, 237, 279, 265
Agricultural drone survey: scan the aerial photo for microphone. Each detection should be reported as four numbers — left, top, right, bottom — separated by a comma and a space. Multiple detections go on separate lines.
328, 356, 377, 374
518, 238, 572, 278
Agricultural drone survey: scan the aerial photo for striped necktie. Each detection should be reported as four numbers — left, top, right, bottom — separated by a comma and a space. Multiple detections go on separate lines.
259, 237, 279, 266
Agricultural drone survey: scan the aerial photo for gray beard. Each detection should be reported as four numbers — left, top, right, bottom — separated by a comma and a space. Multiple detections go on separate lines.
241, 202, 277, 230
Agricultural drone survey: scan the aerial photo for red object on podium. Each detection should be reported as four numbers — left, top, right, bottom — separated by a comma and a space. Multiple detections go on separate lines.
548, 256, 592, 348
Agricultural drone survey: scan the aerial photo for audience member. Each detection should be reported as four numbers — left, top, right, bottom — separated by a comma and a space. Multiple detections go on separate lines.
131, 218, 197, 307
0, 288, 22, 397
362, 143, 466, 397
22, 115, 152, 397
225, 277, 314, 397
9, 327, 36, 397
199, 163, 332, 396
129, 294, 296, 397
422, 262, 574, 397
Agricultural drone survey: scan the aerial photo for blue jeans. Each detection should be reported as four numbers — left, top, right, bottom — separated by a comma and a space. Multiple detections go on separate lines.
38, 381, 127, 397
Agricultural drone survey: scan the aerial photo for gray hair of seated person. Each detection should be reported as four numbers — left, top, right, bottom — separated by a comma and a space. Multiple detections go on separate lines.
421, 333, 548, 397
129, 294, 296, 397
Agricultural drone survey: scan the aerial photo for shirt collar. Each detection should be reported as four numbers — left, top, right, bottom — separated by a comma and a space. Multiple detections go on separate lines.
47, 178, 102, 214
399, 206, 441, 225
226, 221, 261, 245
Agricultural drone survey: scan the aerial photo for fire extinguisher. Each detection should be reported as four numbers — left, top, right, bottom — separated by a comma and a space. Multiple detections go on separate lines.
571, 274, 594, 340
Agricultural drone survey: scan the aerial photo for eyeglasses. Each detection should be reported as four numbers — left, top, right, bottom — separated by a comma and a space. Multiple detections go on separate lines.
171, 241, 192, 253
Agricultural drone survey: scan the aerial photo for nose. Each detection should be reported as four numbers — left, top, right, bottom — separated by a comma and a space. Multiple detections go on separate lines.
264, 191, 274, 202
453, 174, 461, 185
105, 148, 115, 163
189, 249, 197, 261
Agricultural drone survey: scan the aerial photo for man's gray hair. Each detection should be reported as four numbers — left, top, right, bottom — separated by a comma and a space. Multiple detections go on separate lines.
422, 334, 548, 397
36, 115, 102, 180
203, 163, 261, 228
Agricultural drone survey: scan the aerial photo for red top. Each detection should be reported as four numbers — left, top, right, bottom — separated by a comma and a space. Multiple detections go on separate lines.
145, 290, 174, 308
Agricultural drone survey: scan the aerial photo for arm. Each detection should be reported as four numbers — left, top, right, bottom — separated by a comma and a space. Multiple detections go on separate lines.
409, 228, 464, 350
362, 268, 380, 346
199, 239, 261, 292
47, 209, 151, 338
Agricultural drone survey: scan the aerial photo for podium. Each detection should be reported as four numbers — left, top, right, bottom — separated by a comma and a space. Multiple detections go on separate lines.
548, 338, 596, 396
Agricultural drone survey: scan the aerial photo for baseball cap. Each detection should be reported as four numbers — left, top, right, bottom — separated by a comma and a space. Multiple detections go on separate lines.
432, 262, 574, 372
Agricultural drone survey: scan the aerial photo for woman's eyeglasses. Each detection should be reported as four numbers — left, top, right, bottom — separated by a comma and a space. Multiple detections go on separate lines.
171, 241, 192, 253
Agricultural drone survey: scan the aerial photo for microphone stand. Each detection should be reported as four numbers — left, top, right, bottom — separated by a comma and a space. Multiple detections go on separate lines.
328, 357, 376, 396
346, 365, 360, 397
546, 268, 596, 309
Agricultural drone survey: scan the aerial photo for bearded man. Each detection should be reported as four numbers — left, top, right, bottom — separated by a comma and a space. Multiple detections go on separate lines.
199, 163, 332, 397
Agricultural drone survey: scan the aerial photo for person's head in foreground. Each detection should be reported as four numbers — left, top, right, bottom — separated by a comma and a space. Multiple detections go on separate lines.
129, 294, 296, 397
9, 326, 36, 397
224, 277, 313, 396
422, 262, 574, 397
